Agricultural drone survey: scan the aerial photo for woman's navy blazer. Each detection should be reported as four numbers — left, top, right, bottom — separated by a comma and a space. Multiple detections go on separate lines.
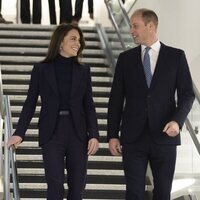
14, 60, 99, 146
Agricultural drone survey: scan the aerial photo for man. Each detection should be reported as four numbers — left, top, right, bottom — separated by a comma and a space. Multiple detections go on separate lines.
20, 0, 41, 24
73, 0, 84, 24
73, 0, 94, 23
59, 0, 83, 24
107, 8, 194, 200
48, 0, 57, 24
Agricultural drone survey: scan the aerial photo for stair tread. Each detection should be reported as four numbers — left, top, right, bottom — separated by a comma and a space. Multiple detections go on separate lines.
0, 47, 105, 56
2, 74, 112, 82
0, 30, 99, 39
0, 39, 100, 47
0, 55, 106, 64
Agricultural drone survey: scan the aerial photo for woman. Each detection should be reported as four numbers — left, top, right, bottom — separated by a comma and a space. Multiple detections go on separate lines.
7, 23, 99, 200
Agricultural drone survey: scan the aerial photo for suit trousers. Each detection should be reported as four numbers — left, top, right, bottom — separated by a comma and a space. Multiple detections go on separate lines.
59, 0, 72, 23
122, 121, 177, 200
48, 0, 57, 24
74, 0, 84, 21
88, 0, 93, 14
59, 0, 83, 23
41, 114, 88, 200
20, 0, 41, 24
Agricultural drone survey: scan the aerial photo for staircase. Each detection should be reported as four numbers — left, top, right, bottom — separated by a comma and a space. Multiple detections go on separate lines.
0, 24, 153, 199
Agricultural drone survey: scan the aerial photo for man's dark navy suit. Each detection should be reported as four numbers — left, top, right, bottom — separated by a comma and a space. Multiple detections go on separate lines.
14, 61, 99, 146
107, 43, 195, 199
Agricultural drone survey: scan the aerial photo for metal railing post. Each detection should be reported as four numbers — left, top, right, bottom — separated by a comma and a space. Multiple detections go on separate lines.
4, 96, 20, 200
0, 117, 4, 198
104, 0, 126, 49
4, 105, 10, 200
16, 0, 21, 24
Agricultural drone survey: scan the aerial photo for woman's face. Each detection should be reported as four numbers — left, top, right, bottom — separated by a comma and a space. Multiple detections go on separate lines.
59, 29, 81, 58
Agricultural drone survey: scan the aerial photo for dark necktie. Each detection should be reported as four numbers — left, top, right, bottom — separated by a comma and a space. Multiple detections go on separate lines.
143, 47, 152, 88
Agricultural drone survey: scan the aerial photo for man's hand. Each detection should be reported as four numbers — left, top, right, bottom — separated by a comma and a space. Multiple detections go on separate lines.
87, 138, 99, 155
109, 138, 122, 156
163, 121, 180, 137
7, 135, 22, 149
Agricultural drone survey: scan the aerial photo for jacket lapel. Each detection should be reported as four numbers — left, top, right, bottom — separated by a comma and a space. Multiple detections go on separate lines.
150, 43, 167, 89
70, 62, 84, 98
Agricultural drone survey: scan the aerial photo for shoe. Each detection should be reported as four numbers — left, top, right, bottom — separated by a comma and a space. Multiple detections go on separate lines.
89, 13, 94, 20
72, 19, 79, 25
0, 16, 13, 24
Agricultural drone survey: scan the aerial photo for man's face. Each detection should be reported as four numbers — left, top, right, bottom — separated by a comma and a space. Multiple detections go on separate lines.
130, 14, 150, 45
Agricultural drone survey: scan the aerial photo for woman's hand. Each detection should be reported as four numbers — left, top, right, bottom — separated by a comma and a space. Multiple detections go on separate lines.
7, 135, 22, 149
87, 138, 99, 155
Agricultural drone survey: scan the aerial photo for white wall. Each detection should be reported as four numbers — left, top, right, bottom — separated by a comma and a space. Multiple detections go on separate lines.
1, 0, 200, 88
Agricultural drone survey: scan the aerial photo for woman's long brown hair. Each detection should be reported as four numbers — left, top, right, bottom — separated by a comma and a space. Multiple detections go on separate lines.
42, 23, 85, 64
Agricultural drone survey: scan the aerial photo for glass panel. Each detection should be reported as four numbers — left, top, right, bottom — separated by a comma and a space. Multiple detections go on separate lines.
173, 97, 200, 197
187, 98, 200, 172
188, 98, 200, 142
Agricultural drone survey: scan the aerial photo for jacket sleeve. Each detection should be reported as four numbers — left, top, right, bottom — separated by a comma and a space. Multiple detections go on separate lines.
107, 53, 125, 141
171, 50, 195, 128
13, 65, 40, 140
83, 66, 99, 140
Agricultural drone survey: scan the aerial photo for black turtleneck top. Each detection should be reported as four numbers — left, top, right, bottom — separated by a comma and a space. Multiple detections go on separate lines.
54, 54, 73, 110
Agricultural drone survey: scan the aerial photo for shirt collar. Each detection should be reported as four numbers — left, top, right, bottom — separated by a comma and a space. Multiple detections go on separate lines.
141, 40, 161, 53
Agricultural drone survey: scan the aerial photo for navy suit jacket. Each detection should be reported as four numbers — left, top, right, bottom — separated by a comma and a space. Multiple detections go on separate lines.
14, 60, 99, 146
107, 43, 195, 145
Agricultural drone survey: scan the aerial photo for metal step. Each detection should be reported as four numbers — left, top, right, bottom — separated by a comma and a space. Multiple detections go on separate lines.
0, 30, 99, 40
2, 74, 112, 85
1, 64, 110, 75
0, 55, 106, 65
0, 38, 101, 48
0, 47, 105, 57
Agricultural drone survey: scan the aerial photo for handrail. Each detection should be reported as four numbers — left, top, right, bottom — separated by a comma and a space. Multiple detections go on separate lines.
0, 64, 4, 119
104, 0, 126, 50
185, 117, 200, 155
0, 63, 4, 199
0, 115, 3, 198
96, 23, 116, 75
193, 83, 200, 105
4, 96, 20, 200
4, 97, 11, 200
16, 0, 20, 24
124, 0, 138, 17
0, 64, 20, 199
117, 0, 131, 27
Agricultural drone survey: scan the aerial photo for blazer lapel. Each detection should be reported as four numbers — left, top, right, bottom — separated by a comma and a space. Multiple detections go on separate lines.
45, 62, 59, 96
150, 43, 167, 89
70, 62, 84, 98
